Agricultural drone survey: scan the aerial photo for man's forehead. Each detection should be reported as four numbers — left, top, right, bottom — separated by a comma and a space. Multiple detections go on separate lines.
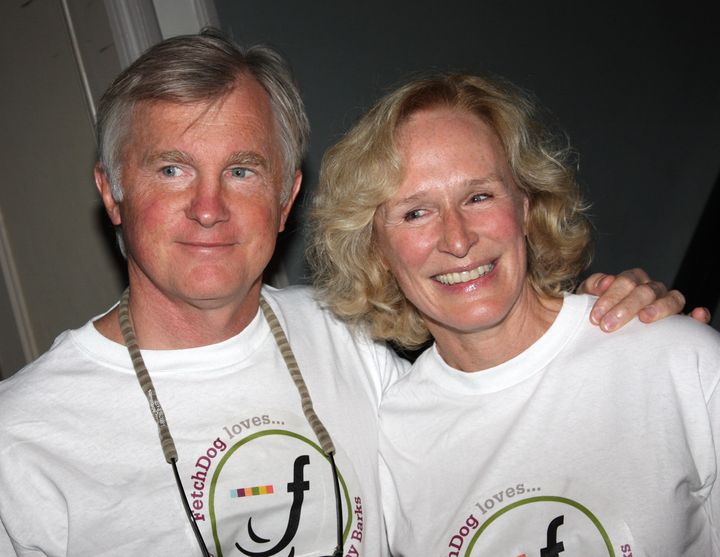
124, 83, 278, 150
132, 78, 272, 123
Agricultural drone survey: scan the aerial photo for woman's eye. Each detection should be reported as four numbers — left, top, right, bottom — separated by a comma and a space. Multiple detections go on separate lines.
404, 209, 426, 221
469, 193, 489, 203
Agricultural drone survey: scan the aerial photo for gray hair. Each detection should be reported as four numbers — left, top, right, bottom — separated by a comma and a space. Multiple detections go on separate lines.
96, 28, 309, 203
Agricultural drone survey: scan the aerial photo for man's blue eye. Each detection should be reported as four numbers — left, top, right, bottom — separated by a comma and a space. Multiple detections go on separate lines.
161, 166, 180, 177
470, 193, 488, 203
231, 168, 251, 178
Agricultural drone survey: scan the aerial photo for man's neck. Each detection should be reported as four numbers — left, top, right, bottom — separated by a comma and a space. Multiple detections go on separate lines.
94, 283, 263, 349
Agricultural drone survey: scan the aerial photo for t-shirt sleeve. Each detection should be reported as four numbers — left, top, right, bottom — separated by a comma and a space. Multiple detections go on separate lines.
703, 341, 720, 549
376, 342, 410, 396
0, 518, 19, 556
0, 440, 69, 555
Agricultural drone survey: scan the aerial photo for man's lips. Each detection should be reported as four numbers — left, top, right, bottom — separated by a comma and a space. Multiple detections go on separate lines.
433, 262, 495, 285
177, 241, 236, 250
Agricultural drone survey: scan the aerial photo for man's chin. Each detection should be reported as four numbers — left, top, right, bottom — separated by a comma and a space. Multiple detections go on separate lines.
174, 281, 262, 310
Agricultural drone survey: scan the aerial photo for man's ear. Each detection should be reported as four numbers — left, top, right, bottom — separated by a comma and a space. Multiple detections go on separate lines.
278, 170, 302, 232
94, 164, 122, 226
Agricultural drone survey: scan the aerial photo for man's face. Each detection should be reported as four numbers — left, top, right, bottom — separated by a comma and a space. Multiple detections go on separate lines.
97, 79, 300, 318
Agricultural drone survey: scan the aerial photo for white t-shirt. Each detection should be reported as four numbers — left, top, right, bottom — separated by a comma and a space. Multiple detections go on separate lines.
380, 294, 720, 556
0, 286, 408, 557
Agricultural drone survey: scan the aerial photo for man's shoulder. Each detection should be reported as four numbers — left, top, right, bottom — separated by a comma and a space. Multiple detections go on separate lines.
1, 328, 72, 382
0, 332, 71, 430
0, 319, 104, 411
261, 283, 321, 310
261, 284, 353, 332
260, 284, 407, 371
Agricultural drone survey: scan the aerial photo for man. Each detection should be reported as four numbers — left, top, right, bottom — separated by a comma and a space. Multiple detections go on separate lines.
0, 30, 698, 556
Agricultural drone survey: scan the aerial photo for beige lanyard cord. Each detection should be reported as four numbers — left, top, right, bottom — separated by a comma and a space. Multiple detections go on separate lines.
258, 296, 336, 456
118, 288, 337, 461
118, 287, 178, 463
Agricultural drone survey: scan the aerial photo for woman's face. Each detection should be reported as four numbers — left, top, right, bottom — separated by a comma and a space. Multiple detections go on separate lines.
373, 107, 530, 341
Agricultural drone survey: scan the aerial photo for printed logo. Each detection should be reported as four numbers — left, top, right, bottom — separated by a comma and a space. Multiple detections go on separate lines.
459, 496, 615, 557
207, 429, 354, 557
235, 455, 311, 556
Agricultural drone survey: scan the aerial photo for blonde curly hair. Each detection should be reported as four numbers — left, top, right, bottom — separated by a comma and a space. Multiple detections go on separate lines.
308, 73, 592, 348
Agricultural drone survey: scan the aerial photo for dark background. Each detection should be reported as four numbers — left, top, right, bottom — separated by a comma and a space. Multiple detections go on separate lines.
217, 1, 720, 324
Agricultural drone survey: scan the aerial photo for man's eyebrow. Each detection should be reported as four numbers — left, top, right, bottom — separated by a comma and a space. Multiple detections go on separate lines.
142, 150, 194, 166
139, 150, 270, 169
225, 151, 269, 168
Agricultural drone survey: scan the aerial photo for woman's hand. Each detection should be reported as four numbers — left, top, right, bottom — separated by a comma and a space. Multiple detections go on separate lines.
579, 268, 711, 332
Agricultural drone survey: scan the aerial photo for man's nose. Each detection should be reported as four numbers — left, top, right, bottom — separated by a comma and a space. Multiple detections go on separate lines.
186, 177, 230, 227
437, 209, 477, 257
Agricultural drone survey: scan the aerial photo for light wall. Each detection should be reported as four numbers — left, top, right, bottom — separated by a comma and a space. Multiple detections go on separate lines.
0, 0, 124, 377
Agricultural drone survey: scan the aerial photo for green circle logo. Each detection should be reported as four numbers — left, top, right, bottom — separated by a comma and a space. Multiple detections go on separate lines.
464, 496, 614, 556
208, 429, 352, 557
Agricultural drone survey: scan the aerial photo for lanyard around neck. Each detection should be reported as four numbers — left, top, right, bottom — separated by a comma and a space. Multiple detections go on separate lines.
117, 287, 337, 461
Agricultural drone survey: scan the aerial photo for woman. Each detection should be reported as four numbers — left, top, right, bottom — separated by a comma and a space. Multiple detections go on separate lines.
309, 74, 719, 555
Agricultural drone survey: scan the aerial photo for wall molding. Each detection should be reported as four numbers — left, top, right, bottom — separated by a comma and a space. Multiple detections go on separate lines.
104, 0, 162, 68
0, 207, 38, 366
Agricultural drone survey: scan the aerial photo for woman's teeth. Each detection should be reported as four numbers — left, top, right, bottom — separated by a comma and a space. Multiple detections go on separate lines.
434, 263, 495, 285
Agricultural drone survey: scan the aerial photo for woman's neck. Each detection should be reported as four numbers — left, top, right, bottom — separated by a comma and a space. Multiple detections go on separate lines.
431, 288, 563, 373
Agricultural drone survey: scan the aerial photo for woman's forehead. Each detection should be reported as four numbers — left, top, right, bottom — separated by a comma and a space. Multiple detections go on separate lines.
397, 108, 505, 173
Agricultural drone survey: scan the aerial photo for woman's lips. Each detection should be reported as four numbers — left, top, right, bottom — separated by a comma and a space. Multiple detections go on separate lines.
433, 262, 495, 285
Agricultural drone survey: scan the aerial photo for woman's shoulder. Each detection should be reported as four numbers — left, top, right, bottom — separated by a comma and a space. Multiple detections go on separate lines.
572, 293, 718, 348
604, 310, 719, 355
